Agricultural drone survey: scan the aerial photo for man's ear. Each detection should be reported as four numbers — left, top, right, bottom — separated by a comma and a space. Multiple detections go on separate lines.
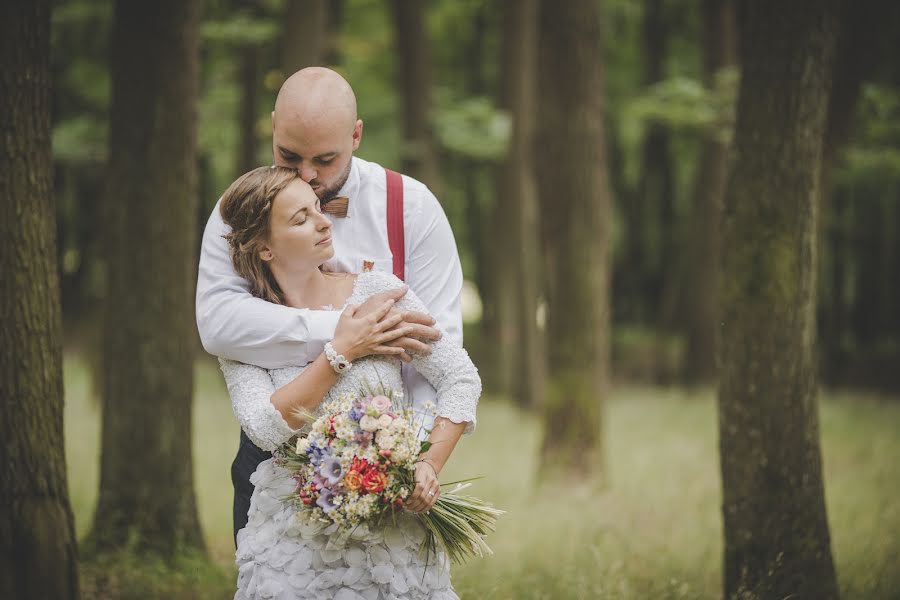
352, 119, 363, 151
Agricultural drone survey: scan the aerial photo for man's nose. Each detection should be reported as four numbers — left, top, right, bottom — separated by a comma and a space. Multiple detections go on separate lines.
298, 163, 317, 183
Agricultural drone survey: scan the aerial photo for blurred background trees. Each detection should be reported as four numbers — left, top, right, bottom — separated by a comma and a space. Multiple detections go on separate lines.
49, 0, 900, 396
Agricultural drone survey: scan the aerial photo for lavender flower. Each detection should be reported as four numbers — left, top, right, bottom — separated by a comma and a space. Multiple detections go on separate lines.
316, 488, 337, 513
320, 456, 344, 485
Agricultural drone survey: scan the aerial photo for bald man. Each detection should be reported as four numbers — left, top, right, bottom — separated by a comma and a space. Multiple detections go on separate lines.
195, 68, 465, 543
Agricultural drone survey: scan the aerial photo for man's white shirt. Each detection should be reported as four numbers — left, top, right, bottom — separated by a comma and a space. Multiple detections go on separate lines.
196, 156, 464, 410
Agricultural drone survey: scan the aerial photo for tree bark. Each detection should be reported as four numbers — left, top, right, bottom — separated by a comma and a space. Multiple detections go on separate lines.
491, 0, 545, 410
682, 0, 737, 384
281, 0, 330, 75
236, 42, 262, 176
86, 0, 205, 557
718, 0, 840, 597
0, 0, 81, 597
536, 0, 611, 476
391, 0, 442, 195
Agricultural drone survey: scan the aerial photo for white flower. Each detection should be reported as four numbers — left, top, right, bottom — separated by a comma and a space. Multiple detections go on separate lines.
376, 414, 393, 429
376, 430, 396, 451
295, 437, 310, 454
389, 417, 408, 432
360, 415, 379, 432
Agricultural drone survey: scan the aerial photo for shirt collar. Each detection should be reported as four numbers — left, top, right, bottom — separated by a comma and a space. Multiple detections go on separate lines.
335, 157, 360, 219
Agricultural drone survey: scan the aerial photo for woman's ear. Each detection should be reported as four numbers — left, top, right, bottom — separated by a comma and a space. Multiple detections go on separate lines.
258, 245, 274, 262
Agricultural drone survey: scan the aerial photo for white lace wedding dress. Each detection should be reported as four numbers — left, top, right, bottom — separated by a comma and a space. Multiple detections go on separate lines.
219, 270, 481, 600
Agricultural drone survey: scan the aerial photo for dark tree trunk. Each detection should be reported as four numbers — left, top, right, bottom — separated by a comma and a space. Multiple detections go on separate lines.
0, 0, 81, 597
281, 0, 330, 75
86, 0, 205, 557
236, 43, 262, 176
718, 1, 840, 598
682, 0, 737, 384
640, 0, 678, 334
491, 0, 545, 410
536, 0, 611, 476
391, 0, 441, 194
819, 0, 885, 374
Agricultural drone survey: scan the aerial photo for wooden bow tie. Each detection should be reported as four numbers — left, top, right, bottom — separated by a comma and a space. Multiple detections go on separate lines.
321, 196, 349, 218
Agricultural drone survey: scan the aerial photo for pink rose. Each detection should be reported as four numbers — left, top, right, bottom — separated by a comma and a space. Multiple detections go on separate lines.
371, 395, 392, 413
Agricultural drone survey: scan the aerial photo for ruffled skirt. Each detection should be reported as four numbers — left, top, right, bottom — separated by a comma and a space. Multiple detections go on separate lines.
235, 459, 459, 600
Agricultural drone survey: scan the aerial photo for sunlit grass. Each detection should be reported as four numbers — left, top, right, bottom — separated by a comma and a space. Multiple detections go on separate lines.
64, 354, 900, 599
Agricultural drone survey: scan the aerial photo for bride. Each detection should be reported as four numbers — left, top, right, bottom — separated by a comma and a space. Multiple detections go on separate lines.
216, 166, 481, 600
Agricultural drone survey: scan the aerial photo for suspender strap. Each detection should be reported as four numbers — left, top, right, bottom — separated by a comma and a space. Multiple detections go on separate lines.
385, 168, 405, 281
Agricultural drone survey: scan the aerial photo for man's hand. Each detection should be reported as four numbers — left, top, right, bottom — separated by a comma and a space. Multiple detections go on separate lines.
354, 285, 441, 362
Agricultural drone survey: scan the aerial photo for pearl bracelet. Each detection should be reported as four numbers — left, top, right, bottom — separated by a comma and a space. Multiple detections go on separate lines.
324, 342, 352, 375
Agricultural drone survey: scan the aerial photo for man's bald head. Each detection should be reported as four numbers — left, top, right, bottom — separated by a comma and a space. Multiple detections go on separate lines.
271, 67, 364, 202
273, 67, 358, 133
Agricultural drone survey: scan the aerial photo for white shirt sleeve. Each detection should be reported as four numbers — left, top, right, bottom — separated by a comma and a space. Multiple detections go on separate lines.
196, 200, 341, 369
403, 182, 464, 346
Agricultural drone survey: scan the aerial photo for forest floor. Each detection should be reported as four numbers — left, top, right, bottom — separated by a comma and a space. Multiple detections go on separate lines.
65, 354, 900, 599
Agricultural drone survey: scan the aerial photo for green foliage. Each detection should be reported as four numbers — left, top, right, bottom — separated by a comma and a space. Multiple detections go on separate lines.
433, 92, 510, 161
626, 69, 738, 140
53, 116, 108, 164
201, 14, 280, 45
840, 84, 900, 182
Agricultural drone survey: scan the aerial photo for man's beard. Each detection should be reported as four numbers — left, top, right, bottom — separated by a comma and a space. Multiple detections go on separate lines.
317, 159, 353, 204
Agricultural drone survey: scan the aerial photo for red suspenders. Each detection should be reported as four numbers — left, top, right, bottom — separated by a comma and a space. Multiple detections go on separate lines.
385, 169, 405, 282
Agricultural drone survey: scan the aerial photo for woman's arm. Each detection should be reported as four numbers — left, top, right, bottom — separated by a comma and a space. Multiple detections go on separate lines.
354, 272, 481, 512
221, 299, 407, 450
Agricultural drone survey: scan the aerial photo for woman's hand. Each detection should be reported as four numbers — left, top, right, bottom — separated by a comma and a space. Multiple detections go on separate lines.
330, 300, 409, 362
405, 460, 441, 513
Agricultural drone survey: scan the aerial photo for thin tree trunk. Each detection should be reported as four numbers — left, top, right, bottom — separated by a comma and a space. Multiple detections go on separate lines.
820, 0, 883, 374
236, 42, 261, 176
86, 0, 205, 557
281, 0, 330, 75
682, 0, 737, 384
718, 0, 840, 597
391, 0, 442, 195
493, 0, 545, 410
536, 0, 611, 476
0, 0, 81, 597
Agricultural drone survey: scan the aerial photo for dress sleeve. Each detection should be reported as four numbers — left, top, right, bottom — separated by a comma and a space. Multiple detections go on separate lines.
356, 271, 481, 433
218, 358, 302, 451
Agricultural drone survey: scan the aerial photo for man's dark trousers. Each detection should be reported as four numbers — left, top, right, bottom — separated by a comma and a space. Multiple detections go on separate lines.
231, 430, 271, 546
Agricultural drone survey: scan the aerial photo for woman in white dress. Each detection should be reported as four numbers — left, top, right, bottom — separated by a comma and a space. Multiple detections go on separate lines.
216, 166, 480, 600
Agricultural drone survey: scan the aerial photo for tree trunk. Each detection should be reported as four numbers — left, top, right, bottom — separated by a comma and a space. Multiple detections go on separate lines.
0, 1, 81, 597
391, 0, 442, 195
236, 42, 262, 176
536, 0, 611, 476
492, 0, 545, 410
281, 0, 330, 76
682, 0, 737, 384
718, 1, 840, 597
86, 0, 205, 557
640, 0, 678, 335
819, 0, 884, 374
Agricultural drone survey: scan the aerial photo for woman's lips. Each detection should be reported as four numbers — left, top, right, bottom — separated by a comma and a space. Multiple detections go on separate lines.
316, 236, 332, 246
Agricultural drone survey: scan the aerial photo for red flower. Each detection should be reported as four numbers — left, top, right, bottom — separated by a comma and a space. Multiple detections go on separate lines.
362, 470, 388, 494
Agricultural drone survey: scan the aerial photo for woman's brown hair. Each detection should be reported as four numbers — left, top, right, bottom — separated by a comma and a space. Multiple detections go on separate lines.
219, 166, 301, 305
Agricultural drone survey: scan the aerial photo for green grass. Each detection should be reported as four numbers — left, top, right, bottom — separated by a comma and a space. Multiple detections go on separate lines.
64, 355, 900, 599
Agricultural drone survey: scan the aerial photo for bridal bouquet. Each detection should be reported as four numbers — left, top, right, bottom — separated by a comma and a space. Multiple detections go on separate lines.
274, 385, 503, 564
